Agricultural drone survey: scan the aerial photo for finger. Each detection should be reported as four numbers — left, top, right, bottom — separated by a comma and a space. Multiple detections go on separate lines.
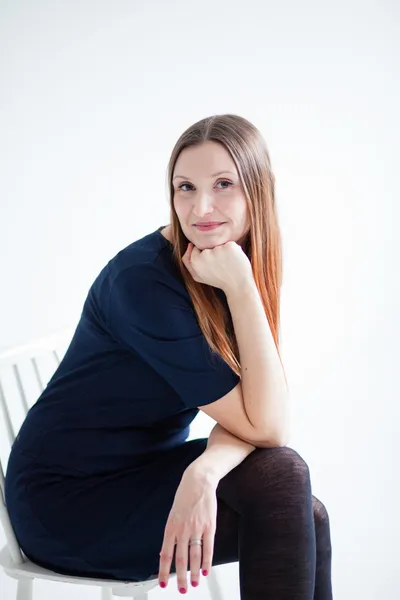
182, 245, 198, 280
182, 243, 192, 267
182, 241, 192, 257
201, 528, 216, 577
190, 244, 201, 261
182, 256, 195, 279
187, 245, 202, 274
189, 538, 203, 588
174, 537, 189, 593
158, 533, 176, 588
186, 242, 194, 260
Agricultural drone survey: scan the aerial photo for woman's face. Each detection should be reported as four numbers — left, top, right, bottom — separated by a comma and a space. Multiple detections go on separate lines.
172, 141, 250, 250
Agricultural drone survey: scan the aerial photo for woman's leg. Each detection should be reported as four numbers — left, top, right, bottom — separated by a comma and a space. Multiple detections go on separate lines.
211, 446, 333, 600
312, 496, 333, 600
212, 494, 333, 600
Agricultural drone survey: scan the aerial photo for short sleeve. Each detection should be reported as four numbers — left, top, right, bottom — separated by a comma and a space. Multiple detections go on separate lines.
108, 263, 240, 409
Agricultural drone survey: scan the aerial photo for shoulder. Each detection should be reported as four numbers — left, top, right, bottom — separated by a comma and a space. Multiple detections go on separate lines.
108, 230, 172, 285
83, 228, 197, 339
111, 247, 186, 301
91, 229, 184, 298
104, 231, 193, 322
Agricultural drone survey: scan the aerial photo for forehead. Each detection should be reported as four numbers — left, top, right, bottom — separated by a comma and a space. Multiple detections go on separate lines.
173, 141, 238, 178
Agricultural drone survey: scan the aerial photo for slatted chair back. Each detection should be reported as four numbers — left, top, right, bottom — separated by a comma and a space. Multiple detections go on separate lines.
0, 330, 73, 564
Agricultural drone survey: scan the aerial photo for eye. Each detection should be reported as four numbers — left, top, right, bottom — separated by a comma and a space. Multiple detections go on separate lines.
177, 183, 193, 192
177, 180, 233, 192
216, 180, 233, 189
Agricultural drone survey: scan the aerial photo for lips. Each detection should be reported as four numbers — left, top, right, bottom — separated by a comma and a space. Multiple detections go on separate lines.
194, 223, 224, 231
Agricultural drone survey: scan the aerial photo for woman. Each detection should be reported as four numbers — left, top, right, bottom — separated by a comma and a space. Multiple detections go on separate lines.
5, 114, 333, 599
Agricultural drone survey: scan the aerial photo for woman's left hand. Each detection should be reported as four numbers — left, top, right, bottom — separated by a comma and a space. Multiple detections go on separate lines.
158, 467, 218, 592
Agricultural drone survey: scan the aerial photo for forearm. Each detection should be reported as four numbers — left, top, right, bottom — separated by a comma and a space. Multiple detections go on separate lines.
226, 279, 290, 445
185, 422, 256, 487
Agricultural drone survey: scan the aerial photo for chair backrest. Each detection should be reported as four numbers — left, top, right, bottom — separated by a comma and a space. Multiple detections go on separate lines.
0, 330, 73, 563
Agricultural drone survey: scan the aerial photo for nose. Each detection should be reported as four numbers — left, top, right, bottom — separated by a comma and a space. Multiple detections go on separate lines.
192, 193, 214, 218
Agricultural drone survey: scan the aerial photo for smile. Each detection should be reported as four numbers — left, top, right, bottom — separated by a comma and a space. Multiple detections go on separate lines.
194, 223, 225, 231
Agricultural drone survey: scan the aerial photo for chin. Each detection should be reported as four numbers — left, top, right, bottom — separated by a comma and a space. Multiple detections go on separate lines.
194, 236, 229, 250
184, 226, 233, 249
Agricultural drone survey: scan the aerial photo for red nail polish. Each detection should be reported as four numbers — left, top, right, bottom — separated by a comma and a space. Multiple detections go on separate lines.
160, 581, 167, 588
179, 587, 187, 594
192, 581, 199, 587
202, 569, 208, 576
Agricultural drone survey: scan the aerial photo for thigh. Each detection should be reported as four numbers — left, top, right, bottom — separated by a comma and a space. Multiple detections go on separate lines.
9, 439, 214, 582
212, 495, 239, 567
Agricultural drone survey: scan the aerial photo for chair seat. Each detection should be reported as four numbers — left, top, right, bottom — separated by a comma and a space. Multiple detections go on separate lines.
0, 545, 160, 594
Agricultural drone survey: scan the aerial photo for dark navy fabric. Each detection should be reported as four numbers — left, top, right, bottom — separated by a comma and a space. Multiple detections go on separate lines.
5, 227, 240, 581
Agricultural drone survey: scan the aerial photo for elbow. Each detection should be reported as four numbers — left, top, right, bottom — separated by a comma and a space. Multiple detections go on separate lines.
253, 425, 291, 448
249, 397, 292, 449
258, 405, 292, 448
255, 436, 289, 449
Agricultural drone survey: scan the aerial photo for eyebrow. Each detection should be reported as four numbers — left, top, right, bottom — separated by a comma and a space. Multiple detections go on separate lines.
172, 170, 237, 181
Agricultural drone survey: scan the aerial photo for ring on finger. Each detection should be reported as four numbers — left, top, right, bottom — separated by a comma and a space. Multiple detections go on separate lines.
189, 539, 203, 546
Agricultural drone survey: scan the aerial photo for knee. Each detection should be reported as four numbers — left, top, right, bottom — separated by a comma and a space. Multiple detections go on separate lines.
252, 446, 311, 490
258, 445, 310, 477
313, 497, 331, 529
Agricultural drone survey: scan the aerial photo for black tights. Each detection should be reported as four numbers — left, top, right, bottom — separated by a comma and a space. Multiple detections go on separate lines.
208, 446, 332, 599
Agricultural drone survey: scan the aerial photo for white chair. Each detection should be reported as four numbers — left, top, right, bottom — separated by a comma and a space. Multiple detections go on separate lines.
0, 331, 225, 600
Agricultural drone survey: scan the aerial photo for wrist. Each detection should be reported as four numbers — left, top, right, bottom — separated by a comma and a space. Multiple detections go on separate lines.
224, 277, 257, 301
184, 459, 220, 490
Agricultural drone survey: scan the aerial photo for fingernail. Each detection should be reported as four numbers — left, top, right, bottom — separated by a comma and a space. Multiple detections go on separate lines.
202, 569, 208, 576
160, 581, 167, 588
191, 580, 199, 587
179, 587, 187, 594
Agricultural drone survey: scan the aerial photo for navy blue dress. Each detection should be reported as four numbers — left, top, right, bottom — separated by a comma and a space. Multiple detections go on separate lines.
5, 226, 240, 581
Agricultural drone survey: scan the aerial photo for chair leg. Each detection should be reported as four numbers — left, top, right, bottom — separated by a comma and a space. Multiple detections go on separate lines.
206, 569, 224, 600
100, 587, 113, 600
16, 578, 33, 600
111, 587, 148, 599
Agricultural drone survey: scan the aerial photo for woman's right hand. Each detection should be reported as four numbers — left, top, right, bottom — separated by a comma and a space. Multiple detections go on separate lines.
158, 467, 218, 592
182, 241, 253, 294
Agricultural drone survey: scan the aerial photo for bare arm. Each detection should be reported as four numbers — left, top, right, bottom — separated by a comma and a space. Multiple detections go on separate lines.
184, 422, 256, 487
225, 279, 291, 446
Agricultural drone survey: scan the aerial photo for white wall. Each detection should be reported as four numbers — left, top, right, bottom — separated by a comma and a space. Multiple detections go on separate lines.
1, 1, 399, 598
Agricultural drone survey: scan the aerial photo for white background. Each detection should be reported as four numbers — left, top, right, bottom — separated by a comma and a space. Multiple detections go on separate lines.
1, 1, 399, 598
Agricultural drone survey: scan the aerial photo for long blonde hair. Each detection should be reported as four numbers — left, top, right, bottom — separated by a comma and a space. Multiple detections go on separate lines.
166, 114, 285, 379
